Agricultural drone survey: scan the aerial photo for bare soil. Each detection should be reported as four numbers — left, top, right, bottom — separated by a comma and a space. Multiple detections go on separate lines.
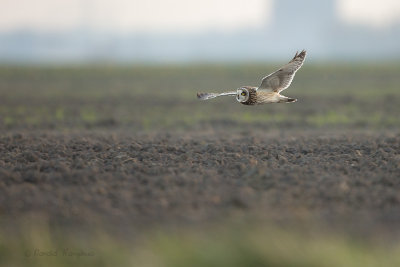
1, 130, 399, 239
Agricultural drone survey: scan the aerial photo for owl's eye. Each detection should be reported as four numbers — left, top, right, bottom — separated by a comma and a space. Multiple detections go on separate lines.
241, 92, 246, 96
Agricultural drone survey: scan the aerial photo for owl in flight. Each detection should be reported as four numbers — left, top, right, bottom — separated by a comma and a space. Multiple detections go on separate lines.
197, 50, 306, 105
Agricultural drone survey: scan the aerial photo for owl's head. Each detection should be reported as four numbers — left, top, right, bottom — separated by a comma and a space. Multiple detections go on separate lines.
236, 88, 249, 103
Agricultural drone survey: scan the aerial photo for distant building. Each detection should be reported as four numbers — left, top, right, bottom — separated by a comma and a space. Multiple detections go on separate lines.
266, 0, 339, 56
271, 0, 337, 32
263, 0, 400, 60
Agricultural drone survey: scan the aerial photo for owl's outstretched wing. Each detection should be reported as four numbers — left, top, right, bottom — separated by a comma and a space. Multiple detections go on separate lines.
258, 50, 306, 93
197, 91, 236, 100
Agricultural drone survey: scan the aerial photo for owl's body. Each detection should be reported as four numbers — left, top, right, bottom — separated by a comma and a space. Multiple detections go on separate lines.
197, 50, 306, 105
238, 86, 296, 105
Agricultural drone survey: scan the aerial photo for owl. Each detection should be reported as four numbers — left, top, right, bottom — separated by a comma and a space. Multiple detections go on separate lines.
197, 50, 306, 105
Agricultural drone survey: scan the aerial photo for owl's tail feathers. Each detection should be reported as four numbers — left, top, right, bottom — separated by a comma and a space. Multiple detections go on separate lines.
197, 92, 218, 100
279, 95, 297, 103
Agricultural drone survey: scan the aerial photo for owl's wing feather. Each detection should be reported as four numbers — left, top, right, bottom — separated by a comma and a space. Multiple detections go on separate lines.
258, 50, 306, 93
197, 91, 236, 100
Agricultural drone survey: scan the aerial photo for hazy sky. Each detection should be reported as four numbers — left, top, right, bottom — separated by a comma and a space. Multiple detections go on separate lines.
338, 0, 400, 28
1, 0, 400, 32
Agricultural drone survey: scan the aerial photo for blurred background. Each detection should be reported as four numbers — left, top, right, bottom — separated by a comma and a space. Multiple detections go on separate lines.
1, 0, 400, 63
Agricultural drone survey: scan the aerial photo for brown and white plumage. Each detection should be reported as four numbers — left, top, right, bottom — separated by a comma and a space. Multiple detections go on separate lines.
197, 50, 306, 105
258, 50, 306, 93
